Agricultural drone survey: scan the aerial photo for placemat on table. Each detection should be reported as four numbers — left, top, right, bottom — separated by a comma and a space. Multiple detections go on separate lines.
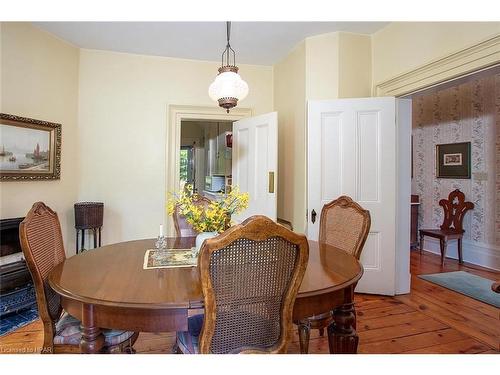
143, 248, 197, 269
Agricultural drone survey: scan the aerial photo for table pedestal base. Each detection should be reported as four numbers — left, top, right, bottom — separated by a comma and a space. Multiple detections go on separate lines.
80, 304, 105, 354
327, 303, 358, 354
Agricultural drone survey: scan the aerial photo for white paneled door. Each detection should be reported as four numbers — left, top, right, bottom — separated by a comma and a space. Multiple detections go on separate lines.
232, 112, 278, 223
307, 98, 411, 295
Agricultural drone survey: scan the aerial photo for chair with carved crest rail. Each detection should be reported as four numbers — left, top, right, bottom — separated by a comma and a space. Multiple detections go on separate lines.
295, 196, 371, 354
419, 189, 474, 266
173, 215, 309, 354
19, 202, 138, 354
173, 195, 212, 237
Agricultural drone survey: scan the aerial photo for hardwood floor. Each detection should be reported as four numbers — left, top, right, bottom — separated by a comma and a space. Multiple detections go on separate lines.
0, 249, 498, 354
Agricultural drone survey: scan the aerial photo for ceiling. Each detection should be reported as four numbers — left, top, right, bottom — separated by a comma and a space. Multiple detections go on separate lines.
34, 22, 388, 66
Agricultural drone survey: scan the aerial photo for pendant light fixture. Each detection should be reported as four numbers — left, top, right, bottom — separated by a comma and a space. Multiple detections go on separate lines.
208, 22, 249, 113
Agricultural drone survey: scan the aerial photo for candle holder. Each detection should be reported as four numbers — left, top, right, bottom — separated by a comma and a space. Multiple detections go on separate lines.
155, 235, 167, 250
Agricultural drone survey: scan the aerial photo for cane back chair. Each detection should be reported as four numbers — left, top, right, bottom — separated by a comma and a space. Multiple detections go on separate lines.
419, 189, 474, 266
19, 202, 138, 354
174, 215, 309, 354
296, 195, 371, 354
173, 195, 212, 237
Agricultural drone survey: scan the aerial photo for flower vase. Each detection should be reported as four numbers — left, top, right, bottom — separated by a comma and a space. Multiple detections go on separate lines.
195, 231, 218, 254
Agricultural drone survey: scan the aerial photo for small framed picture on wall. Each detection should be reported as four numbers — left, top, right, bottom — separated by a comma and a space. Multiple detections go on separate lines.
436, 142, 471, 179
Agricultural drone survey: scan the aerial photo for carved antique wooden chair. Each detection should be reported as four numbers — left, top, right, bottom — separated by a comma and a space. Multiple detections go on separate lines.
19, 202, 138, 354
173, 195, 212, 237
419, 189, 474, 266
296, 196, 371, 354
173, 215, 309, 354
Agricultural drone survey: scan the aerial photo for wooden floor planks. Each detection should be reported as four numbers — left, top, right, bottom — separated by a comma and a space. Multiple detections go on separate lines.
357, 311, 428, 332
356, 302, 414, 320
358, 317, 448, 344
403, 338, 491, 354
0, 249, 498, 354
359, 328, 468, 354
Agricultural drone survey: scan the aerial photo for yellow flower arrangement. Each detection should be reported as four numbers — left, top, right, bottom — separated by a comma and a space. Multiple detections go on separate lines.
167, 185, 249, 233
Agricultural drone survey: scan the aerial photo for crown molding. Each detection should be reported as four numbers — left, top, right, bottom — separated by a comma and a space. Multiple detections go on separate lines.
374, 34, 500, 97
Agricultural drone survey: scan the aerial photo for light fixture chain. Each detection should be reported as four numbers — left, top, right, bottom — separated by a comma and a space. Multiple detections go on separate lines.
226, 21, 232, 66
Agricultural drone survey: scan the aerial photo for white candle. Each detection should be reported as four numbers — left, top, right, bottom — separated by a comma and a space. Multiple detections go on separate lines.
159, 224, 164, 237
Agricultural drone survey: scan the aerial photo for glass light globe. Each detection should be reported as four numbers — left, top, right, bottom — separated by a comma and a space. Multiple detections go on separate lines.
208, 71, 249, 102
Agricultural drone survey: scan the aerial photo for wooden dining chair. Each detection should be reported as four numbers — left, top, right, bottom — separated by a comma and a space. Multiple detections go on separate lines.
419, 189, 474, 266
173, 215, 309, 354
173, 194, 212, 237
19, 202, 138, 354
296, 196, 371, 354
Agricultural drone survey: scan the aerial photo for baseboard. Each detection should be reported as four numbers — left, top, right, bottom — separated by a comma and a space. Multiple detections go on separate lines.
421, 237, 500, 271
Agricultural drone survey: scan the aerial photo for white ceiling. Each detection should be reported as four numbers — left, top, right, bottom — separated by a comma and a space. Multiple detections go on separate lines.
33, 22, 388, 66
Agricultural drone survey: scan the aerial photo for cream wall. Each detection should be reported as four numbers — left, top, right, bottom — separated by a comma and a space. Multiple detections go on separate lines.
305, 33, 339, 99
338, 33, 372, 98
78, 49, 273, 245
372, 22, 500, 86
274, 32, 372, 233
0, 22, 79, 253
273, 41, 307, 232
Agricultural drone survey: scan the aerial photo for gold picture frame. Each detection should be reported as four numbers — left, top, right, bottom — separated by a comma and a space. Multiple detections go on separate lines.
0, 113, 61, 181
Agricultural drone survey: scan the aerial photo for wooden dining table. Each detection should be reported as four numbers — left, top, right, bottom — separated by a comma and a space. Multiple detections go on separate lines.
48, 237, 363, 354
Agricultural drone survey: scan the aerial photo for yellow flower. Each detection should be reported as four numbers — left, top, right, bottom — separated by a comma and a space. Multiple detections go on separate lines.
166, 185, 249, 233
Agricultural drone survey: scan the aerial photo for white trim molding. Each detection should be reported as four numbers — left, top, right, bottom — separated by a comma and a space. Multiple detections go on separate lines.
375, 34, 500, 97
421, 237, 500, 271
165, 104, 252, 235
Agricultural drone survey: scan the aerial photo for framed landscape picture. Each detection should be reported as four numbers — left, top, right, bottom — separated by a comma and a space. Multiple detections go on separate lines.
0, 113, 61, 181
436, 142, 471, 179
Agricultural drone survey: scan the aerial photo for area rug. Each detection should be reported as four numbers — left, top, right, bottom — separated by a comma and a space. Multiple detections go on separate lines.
419, 271, 500, 308
0, 307, 39, 337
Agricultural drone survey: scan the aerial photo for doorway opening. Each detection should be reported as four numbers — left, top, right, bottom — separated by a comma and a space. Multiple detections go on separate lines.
179, 120, 233, 200
403, 64, 500, 271
165, 105, 252, 236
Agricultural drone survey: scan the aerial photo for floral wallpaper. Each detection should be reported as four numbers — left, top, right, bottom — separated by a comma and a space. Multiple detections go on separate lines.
412, 72, 500, 247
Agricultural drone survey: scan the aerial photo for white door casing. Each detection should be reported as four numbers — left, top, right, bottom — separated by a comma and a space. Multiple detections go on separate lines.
232, 112, 278, 222
307, 98, 411, 295
166, 105, 252, 236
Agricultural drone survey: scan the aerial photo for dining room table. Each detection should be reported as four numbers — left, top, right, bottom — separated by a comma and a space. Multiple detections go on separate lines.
48, 236, 363, 354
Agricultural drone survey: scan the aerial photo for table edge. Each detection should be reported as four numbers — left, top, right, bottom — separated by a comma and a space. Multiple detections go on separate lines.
48, 238, 364, 308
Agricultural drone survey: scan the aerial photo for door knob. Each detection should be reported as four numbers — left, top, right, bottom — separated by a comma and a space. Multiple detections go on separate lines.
311, 209, 317, 223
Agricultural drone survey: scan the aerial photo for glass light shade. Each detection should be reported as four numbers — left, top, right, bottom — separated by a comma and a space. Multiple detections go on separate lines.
208, 71, 249, 102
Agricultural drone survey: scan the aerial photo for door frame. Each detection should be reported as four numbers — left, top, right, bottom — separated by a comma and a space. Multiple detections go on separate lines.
166, 105, 252, 235
368, 35, 500, 285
